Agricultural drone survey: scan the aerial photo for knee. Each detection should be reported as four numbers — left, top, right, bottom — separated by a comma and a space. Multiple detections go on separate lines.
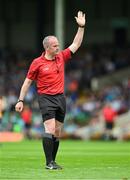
55, 128, 61, 137
44, 125, 56, 135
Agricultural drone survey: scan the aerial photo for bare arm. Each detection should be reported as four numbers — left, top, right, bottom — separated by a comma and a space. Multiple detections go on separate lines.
69, 11, 86, 54
0, 98, 2, 116
15, 78, 33, 112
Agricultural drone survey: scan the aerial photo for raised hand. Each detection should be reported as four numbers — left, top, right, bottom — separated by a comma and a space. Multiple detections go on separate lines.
75, 11, 86, 27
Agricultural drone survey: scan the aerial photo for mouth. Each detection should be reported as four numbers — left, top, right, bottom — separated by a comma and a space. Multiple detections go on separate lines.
55, 50, 59, 53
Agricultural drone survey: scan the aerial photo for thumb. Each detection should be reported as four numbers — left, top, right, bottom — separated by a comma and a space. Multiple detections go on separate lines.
19, 106, 23, 112
75, 17, 78, 21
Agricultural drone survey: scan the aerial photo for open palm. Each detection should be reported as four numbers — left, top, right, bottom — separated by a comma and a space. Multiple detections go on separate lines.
75, 11, 86, 27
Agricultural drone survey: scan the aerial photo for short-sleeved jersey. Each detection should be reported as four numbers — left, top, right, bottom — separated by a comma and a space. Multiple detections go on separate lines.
103, 107, 116, 122
27, 48, 71, 95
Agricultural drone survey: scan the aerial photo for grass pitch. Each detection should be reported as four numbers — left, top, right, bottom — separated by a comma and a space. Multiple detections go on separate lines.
0, 140, 130, 180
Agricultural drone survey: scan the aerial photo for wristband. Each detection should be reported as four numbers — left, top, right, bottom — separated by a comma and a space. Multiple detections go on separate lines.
17, 100, 24, 103
79, 25, 85, 28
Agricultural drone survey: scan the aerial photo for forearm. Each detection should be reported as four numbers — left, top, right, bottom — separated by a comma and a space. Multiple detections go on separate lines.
0, 105, 2, 113
69, 27, 85, 54
18, 86, 29, 101
18, 78, 32, 101
73, 27, 84, 48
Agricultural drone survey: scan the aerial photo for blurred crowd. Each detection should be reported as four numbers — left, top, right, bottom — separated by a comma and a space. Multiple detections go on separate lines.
0, 44, 130, 140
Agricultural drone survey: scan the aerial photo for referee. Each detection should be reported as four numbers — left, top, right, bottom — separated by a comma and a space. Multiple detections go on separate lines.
15, 11, 86, 170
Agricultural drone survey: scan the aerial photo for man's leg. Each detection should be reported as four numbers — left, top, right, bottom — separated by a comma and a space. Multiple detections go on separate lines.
52, 120, 63, 169
53, 121, 63, 160
42, 119, 56, 168
52, 136, 59, 162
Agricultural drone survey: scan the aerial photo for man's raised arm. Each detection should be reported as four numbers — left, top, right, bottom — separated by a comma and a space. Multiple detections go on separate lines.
69, 11, 86, 54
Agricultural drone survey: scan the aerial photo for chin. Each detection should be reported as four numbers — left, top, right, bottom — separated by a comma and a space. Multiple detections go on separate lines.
56, 50, 60, 54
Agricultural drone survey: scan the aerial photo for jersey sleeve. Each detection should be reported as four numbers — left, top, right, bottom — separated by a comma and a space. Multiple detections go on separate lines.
61, 48, 72, 63
26, 60, 39, 81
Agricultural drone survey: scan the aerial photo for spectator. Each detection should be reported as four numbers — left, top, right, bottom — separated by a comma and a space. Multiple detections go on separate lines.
102, 102, 117, 140
0, 96, 3, 131
21, 104, 32, 139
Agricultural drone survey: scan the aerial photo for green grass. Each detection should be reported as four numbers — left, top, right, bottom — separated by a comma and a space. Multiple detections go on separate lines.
0, 140, 130, 180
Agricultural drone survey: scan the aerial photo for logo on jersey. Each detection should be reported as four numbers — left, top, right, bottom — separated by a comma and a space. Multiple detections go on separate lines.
43, 67, 49, 71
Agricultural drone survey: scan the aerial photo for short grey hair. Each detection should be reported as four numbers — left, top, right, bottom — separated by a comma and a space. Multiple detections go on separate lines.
42, 35, 56, 50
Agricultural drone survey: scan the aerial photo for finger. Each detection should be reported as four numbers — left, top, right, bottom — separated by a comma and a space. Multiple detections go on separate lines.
80, 11, 84, 17
15, 106, 18, 111
78, 11, 80, 17
78, 11, 83, 17
75, 17, 78, 21
81, 11, 83, 17
83, 13, 86, 19
15, 106, 21, 112
16, 107, 20, 112
19, 107, 22, 112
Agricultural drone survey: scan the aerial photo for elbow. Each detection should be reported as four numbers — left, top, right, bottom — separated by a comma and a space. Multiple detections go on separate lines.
70, 43, 80, 54
74, 41, 82, 50
75, 44, 81, 53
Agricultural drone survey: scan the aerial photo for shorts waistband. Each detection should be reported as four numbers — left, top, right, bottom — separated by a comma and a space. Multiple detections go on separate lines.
38, 93, 64, 97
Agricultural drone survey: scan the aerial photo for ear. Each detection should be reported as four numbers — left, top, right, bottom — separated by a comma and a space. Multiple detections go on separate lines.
46, 45, 49, 50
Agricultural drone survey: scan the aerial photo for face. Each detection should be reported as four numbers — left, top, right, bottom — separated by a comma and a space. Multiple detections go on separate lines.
47, 37, 60, 56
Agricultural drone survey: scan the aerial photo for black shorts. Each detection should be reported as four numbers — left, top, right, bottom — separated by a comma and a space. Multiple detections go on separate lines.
38, 93, 66, 123
25, 123, 31, 129
105, 121, 114, 130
